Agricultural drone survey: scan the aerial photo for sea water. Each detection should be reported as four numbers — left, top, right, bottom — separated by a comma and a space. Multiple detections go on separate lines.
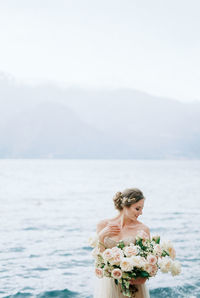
0, 159, 199, 298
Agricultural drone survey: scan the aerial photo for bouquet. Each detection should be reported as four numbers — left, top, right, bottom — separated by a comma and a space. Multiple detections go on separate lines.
89, 231, 181, 297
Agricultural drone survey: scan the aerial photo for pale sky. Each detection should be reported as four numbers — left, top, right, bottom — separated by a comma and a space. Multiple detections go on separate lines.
0, 0, 200, 102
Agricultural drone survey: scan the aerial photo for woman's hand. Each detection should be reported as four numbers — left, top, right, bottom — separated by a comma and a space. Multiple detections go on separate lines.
98, 222, 121, 240
129, 277, 147, 285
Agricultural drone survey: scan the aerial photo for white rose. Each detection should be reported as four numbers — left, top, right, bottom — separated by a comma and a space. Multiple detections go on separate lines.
109, 248, 124, 265
92, 247, 100, 259
111, 247, 122, 253
131, 256, 145, 268
161, 240, 176, 260
158, 257, 172, 273
170, 260, 181, 276
120, 257, 133, 272
162, 240, 173, 251
88, 234, 99, 247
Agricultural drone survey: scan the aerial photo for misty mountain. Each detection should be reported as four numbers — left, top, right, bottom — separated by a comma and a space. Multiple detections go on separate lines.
0, 73, 200, 158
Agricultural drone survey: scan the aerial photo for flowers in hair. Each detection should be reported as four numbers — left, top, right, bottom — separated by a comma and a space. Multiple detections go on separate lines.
122, 197, 136, 204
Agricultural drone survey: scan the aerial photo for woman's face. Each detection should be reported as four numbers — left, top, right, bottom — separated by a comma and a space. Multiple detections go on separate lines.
124, 199, 145, 220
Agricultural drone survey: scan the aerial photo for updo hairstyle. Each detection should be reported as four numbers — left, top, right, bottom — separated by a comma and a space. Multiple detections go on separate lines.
112, 188, 145, 211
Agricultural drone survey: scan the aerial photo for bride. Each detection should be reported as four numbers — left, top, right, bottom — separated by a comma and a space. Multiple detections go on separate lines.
93, 188, 150, 298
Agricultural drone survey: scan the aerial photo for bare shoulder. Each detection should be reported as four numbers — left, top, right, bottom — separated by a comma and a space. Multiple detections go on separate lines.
96, 219, 109, 234
137, 221, 151, 236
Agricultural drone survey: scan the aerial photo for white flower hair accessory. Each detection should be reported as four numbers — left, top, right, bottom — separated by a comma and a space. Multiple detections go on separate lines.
122, 197, 127, 204
122, 197, 136, 204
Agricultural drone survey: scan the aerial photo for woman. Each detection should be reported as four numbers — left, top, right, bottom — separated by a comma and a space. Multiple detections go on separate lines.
94, 188, 150, 298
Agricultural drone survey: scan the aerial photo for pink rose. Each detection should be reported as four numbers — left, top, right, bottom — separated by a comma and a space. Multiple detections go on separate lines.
110, 252, 123, 265
144, 263, 152, 274
110, 247, 123, 265
149, 264, 158, 276
95, 267, 103, 278
111, 268, 122, 279
124, 245, 138, 257
153, 244, 162, 257
102, 249, 113, 261
147, 254, 157, 266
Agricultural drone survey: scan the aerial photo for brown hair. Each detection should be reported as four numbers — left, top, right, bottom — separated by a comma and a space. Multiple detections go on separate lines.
113, 188, 145, 211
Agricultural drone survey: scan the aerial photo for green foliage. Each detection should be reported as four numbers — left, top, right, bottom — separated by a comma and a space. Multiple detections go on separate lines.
139, 270, 150, 278
129, 272, 137, 278
156, 237, 160, 244
162, 250, 169, 257
152, 236, 160, 244
117, 241, 125, 249
135, 238, 143, 247
135, 238, 148, 252
122, 272, 131, 279
121, 279, 132, 297
131, 267, 149, 279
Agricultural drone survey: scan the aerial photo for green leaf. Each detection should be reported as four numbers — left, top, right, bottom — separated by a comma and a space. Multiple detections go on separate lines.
122, 272, 130, 279
130, 272, 136, 278
121, 279, 126, 290
114, 279, 118, 285
162, 250, 170, 257
152, 236, 160, 244
140, 271, 150, 278
156, 237, 160, 244
124, 280, 130, 289
117, 241, 125, 249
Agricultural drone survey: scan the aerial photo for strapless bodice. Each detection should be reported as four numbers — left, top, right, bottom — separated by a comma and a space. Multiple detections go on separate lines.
104, 236, 136, 248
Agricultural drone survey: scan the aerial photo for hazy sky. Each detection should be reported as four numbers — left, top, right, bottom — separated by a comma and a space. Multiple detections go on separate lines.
0, 0, 200, 101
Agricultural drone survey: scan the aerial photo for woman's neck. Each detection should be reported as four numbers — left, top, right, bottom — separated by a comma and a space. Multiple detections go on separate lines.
115, 211, 138, 229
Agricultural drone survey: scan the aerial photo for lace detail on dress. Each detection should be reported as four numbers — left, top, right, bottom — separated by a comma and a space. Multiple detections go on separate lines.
104, 236, 136, 248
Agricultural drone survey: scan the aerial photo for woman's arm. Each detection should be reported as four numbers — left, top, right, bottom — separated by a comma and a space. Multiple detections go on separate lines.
96, 219, 108, 252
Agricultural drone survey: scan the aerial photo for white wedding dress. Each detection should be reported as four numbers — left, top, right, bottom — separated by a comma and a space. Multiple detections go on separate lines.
93, 236, 150, 298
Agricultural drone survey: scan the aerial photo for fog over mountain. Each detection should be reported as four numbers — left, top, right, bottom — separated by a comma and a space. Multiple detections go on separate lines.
0, 73, 200, 159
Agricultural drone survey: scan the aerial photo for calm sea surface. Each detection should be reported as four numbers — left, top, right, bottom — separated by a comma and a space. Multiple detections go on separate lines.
0, 159, 200, 298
